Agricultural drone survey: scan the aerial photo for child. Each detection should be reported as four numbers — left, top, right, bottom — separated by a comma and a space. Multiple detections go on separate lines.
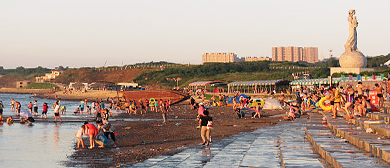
41, 102, 48, 119
252, 104, 261, 119
75, 125, 85, 149
6, 116, 13, 124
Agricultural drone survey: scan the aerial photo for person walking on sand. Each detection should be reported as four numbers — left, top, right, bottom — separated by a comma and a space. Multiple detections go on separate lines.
84, 121, 98, 149
252, 103, 261, 119
53, 102, 62, 123
199, 110, 213, 146
75, 125, 85, 149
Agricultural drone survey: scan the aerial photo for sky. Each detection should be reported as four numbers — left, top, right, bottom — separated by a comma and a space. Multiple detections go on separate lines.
1, 0, 390, 69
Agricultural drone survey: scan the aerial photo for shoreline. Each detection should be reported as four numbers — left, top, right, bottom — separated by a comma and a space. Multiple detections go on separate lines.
65, 101, 286, 167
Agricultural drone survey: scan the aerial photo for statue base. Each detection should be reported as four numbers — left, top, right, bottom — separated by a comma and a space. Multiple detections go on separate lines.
330, 67, 375, 75
339, 51, 367, 68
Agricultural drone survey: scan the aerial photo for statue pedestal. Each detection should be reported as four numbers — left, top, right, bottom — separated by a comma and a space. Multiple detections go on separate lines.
330, 67, 375, 75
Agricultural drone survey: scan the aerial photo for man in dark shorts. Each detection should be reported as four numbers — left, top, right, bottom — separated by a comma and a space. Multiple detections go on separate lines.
375, 83, 384, 108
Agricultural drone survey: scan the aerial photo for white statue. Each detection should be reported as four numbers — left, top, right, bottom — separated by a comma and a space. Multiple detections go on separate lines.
344, 9, 358, 52
338, 9, 367, 68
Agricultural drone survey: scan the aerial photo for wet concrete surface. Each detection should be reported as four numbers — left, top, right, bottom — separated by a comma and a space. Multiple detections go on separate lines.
130, 118, 325, 168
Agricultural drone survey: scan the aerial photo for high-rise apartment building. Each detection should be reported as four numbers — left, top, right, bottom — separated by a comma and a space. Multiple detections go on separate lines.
272, 46, 318, 63
202, 53, 240, 64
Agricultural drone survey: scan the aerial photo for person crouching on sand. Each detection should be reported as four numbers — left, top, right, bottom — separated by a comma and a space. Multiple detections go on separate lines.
75, 125, 85, 149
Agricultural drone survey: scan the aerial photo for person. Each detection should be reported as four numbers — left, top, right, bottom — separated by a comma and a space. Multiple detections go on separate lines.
252, 103, 261, 119
343, 85, 355, 119
0, 101, 4, 115
84, 121, 98, 149
161, 102, 168, 123
102, 120, 117, 147
79, 100, 85, 114
33, 100, 38, 115
6, 116, 13, 124
356, 82, 365, 96
75, 125, 85, 149
0, 115, 3, 124
74, 108, 80, 114
21, 110, 35, 124
28, 102, 33, 113
199, 110, 213, 146
358, 96, 372, 116
190, 97, 195, 110
375, 83, 384, 108
53, 102, 62, 123
41, 102, 48, 119
15, 101, 21, 114
60, 106, 67, 114
11, 98, 15, 112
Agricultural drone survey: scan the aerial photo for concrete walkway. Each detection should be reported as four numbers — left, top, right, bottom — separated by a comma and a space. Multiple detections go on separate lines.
130, 118, 325, 168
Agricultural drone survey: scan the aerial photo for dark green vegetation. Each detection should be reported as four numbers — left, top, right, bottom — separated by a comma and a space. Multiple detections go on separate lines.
0, 66, 52, 88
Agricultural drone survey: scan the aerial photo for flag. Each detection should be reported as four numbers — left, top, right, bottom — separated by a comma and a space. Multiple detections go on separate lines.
373, 74, 376, 80
349, 75, 353, 81
341, 75, 345, 81
357, 75, 361, 80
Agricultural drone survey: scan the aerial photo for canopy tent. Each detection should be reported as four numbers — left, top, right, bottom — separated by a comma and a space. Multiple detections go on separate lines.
227, 79, 290, 93
188, 80, 228, 93
289, 78, 340, 86
188, 80, 228, 86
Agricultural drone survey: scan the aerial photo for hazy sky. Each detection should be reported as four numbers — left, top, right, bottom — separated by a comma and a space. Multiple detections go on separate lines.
1, 0, 389, 69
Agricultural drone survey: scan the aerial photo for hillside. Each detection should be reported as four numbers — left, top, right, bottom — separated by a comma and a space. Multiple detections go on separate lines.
53, 67, 157, 84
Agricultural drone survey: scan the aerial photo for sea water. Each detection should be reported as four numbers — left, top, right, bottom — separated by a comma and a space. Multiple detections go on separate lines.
0, 93, 89, 167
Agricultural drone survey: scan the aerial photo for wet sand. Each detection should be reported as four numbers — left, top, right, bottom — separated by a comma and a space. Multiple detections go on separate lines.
66, 101, 286, 167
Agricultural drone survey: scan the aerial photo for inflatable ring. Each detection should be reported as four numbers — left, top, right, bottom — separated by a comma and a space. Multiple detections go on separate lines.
251, 100, 265, 108
319, 96, 332, 111
149, 98, 156, 107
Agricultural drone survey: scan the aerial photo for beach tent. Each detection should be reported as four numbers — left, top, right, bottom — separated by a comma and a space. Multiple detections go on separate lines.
225, 94, 249, 106
262, 98, 283, 110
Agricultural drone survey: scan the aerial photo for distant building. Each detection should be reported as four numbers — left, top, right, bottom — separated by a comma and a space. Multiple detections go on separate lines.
16, 81, 30, 88
35, 70, 64, 83
202, 53, 272, 64
272, 46, 318, 63
244, 56, 271, 62
202, 53, 240, 63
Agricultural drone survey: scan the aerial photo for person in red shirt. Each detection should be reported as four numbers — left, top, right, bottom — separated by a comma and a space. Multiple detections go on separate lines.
41, 102, 48, 119
84, 122, 98, 149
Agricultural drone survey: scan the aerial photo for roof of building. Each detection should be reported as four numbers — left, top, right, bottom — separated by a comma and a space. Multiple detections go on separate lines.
228, 79, 290, 86
188, 80, 229, 86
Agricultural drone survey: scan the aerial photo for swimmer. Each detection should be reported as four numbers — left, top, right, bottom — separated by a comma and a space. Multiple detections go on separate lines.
11, 98, 15, 112
60, 106, 67, 114
74, 108, 80, 114
6, 116, 13, 124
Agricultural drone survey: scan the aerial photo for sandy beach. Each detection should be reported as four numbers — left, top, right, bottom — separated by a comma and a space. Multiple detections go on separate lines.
65, 100, 286, 167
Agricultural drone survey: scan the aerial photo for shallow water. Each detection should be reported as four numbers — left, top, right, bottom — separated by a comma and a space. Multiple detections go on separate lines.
0, 122, 79, 167
0, 93, 96, 167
